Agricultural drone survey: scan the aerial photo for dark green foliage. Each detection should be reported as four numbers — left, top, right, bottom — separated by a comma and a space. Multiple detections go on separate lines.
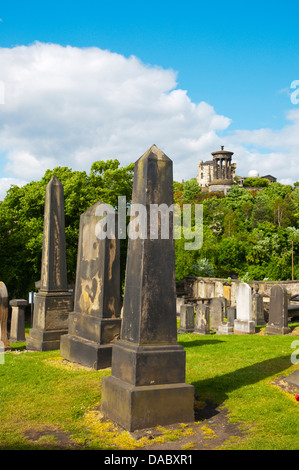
174, 180, 299, 282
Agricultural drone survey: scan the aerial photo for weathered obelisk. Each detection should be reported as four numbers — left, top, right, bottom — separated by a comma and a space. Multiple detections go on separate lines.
0, 282, 9, 349
101, 145, 194, 431
27, 175, 72, 351
60, 201, 121, 369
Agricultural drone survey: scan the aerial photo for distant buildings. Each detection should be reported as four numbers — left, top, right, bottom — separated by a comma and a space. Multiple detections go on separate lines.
197, 146, 276, 193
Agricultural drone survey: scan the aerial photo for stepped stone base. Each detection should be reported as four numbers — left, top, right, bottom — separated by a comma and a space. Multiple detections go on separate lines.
26, 328, 67, 351
101, 375, 194, 432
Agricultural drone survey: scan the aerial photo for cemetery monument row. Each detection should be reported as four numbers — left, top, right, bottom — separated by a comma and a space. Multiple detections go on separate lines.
101, 145, 194, 431
27, 175, 73, 351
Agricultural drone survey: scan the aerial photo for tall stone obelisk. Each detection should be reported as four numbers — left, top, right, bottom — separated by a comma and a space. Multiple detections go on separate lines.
60, 201, 121, 369
27, 175, 72, 351
101, 145, 194, 431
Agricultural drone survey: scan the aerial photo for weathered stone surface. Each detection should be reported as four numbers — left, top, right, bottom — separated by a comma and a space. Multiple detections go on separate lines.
9, 299, 27, 343
210, 297, 226, 331
266, 285, 291, 335
234, 283, 256, 334
227, 306, 236, 325
0, 282, 9, 348
284, 370, 299, 389
101, 145, 194, 431
194, 303, 210, 335
27, 176, 72, 351
178, 304, 194, 333
60, 201, 121, 369
252, 284, 266, 325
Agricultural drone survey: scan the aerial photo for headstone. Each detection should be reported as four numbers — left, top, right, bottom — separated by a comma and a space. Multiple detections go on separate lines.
178, 304, 194, 333
176, 296, 185, 315
234, 283, 256, 334
194, 303, 210, 334
9, 299, 27, 343
210, 297, 226, 331
265, 285, 291, 335
227, 306, 236, 325
27, 175, 73, 351
101, 145, 194, 431
60, 201, 121, 369
252, 285, 266, 325
0, 282, 9, 349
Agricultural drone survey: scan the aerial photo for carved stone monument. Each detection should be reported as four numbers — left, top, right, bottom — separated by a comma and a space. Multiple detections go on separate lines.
210, 297, 226, 331
194, 303, 210, 334
178, 304, 194, 333
60, 201, 121, 369
0, 282, 9, 349
27, 175, 72, 351
252, 285, 266, 325
9, 299, 27, 343
234, 283, 256, 334
101, 145, 194, 431
265, 285, 291, 335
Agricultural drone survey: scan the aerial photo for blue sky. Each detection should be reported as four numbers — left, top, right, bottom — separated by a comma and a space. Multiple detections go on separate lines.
0, 1, 298, 197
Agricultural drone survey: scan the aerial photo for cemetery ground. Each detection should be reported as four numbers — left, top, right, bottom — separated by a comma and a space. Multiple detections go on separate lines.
1, 322, 299, 451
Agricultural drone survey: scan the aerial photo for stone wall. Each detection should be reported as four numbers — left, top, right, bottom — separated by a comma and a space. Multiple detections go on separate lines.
183, 276, 299, 307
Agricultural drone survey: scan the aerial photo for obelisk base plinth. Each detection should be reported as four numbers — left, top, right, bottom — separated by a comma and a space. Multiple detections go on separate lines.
101, 376, 194, 432
60, 314, 121, 369
27, 291, 72, 351
265, 325, 291, 335
101, 340, 194, 431
234, 320, 256, 334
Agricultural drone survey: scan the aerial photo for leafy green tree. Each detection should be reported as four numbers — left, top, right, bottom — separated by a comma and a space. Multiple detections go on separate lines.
243, 177, 269, 188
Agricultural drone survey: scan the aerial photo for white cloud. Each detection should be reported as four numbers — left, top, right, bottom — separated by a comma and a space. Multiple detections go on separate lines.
0, 177, 28, 200
0, 41, 230, 197
0, 41, 298, 201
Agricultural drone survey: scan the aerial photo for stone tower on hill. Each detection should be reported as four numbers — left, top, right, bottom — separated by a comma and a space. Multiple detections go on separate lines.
197, 146, 236, 194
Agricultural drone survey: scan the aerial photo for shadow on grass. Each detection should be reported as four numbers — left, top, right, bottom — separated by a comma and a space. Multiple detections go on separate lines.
178, 338, 224, 348
193, 355, 291, 407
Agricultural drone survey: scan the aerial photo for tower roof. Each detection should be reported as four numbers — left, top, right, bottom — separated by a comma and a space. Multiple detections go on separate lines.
211, 146, 234, 157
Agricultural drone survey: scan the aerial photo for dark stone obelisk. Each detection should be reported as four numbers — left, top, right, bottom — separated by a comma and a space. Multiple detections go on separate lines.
0, 282, 9, 349
60, 201, 121, 369
27, 175, 72, 351
101, 145, 194, 431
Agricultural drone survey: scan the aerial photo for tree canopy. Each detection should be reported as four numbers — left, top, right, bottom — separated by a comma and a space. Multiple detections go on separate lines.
174, 180, 299, 282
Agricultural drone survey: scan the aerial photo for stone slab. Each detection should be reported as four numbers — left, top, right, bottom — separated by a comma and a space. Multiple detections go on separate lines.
284, 370, 299, 389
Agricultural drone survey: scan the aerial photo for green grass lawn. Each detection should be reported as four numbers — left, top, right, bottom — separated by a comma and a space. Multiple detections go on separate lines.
0, 323, 299, 450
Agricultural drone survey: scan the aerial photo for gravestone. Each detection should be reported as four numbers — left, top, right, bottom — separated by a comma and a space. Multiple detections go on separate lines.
60, 201, 121, 369
252, 285, 266, 325
178, 304, 194, 333
194, 303, 210, 334
176, 296, 185, 315
265, 285, 291, 335
210, 297, 226, 331
9, 299, 27, 343
27, 175, 73, 351
0, 282, 9, 349
227, 306, 236, 326
234, 283, 256, 334
101, 145, 194, 431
